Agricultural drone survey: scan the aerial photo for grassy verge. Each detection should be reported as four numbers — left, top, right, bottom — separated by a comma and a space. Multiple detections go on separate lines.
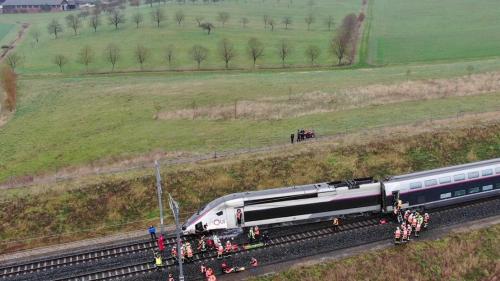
251, 224, 500, 281
1, 122, 500, 253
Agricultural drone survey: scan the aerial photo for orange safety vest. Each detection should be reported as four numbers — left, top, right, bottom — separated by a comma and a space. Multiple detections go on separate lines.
208, 275, 217, 281
217, 246, 224, 255
416, 224, 421, 232
402, 229, 408, 239
412, 219, 417, 227
394, 229, 401, 239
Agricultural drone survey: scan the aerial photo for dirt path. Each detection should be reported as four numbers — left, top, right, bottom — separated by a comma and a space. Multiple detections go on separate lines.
0, 22, 30, 62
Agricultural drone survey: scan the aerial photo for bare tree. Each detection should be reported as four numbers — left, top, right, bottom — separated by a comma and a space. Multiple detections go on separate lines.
1, 66, 17, 112
268, 18, 275, 31
277, 40, 291, 67
282, 16, 292, 29
47, 19, 63, 39
217, 11, 230, 27
330, 13, 357, 65
263, 14, 270, 29
65, 14, 81, 35
89, 14, 101, 32
132, 12, 143, 28
199, 22, 214, 34
218, 38, 236, 69
305, 14, 315, 31
165, 45, 175, 67
247, 37, 264, 68
175, 10, 185, 25
108, 10, 126, 30
240, 17, 249, 28
151, 8, 166, 28
305, 45, 320, 65
78, 45, 94, 72
53, 54, 68, 72
190, 44, 208, 69
135, 44, 149, 70
30, 28, 41, 44
5, 53, 21, 71
195, 15, 204, 26
325, 15, 334, 31
104, 43, 120, 71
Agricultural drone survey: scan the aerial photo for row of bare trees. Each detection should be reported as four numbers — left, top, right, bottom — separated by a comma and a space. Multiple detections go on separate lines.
50, 37, 328, 72
42, 9, 336, 39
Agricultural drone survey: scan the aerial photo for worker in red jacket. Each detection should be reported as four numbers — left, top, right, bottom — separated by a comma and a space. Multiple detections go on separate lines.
158, 234, 165, 252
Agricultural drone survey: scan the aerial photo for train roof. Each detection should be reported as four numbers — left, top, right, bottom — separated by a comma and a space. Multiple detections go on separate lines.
387, 158, 500, 183
197, 178, 377, 213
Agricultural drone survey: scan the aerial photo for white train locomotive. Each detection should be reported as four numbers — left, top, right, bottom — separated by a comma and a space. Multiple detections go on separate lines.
182, 158, 500, 234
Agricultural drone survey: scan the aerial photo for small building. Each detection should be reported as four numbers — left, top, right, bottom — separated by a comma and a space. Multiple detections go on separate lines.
1, 0, 72, 13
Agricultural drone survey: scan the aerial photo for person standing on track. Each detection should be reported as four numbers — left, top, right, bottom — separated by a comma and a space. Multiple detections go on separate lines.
148, 225, 157, 241
158, 234, 165, 254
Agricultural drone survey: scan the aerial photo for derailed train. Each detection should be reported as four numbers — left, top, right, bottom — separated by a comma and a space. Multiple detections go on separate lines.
182, 158, 500, 234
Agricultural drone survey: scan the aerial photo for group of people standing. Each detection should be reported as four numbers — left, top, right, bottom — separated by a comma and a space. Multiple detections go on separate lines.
393, 203, 430, 244
290, 128, 316, 144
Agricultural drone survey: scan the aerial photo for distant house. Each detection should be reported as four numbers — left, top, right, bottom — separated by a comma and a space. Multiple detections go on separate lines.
1, 0, 75, 13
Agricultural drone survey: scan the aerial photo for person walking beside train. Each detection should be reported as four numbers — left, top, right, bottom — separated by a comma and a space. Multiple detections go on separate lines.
217, 244, 224, 259
148, 225, 157, 241
250, 257, 258, 267
158, 234, 165, 253
423, 213, 430, 229
248, 227, 255, 242
254, 226, 260, 240
394, 227, 401, 244
402, 225, 408, 243
168, 272, 175, 281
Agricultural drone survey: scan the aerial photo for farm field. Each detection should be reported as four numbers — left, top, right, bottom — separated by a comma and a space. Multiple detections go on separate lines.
2, 57, 500, 183
0, 23, 15, 45
3, 0, 361, 74
368, 0, 500, 65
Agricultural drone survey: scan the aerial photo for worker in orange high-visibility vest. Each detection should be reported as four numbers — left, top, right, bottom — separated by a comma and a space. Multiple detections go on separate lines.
394, 227, 401, 244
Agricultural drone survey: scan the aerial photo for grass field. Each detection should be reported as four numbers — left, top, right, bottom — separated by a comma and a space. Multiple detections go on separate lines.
367, 0, 500, 65
2, 57, 500, 182
0, 23, 15, 45
1, 0, 361, 74
252, 224, 500, 281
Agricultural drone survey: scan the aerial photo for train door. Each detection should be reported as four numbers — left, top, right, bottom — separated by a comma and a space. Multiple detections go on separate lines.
225, 207, 244, 229
380, 182, 387, 212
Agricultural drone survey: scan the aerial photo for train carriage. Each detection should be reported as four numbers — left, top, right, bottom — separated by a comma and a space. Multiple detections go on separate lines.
183, 158, 500, 235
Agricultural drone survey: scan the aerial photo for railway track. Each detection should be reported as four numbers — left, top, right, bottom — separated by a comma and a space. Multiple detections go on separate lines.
0, 233, 197, 279
3, 195, 499, 281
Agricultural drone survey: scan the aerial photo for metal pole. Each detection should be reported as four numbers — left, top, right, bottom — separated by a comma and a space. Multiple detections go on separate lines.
155, 160, 165, 235
169, 194, 185, 281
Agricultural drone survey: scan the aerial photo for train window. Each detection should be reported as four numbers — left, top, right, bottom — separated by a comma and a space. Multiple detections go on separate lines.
410, 182, 422, 189
454, 190, 466, 197
439, 176, 451, 184
496, 167, 500, 174
453, 174, 466, 181
468, 187, 480, 194
424, 179, 437, 187
216, 211, 223, 216
481, 169, 493, 176
440, 192, 452, 199
482, 185, 493, 191
468, 171, 479, 179
496, 183, 500, 189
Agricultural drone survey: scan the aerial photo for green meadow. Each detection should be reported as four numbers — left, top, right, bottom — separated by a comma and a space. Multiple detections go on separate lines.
368, 0, 500, 64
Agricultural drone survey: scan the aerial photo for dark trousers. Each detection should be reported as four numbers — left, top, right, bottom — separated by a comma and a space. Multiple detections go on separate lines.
150, 232, 157, 241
